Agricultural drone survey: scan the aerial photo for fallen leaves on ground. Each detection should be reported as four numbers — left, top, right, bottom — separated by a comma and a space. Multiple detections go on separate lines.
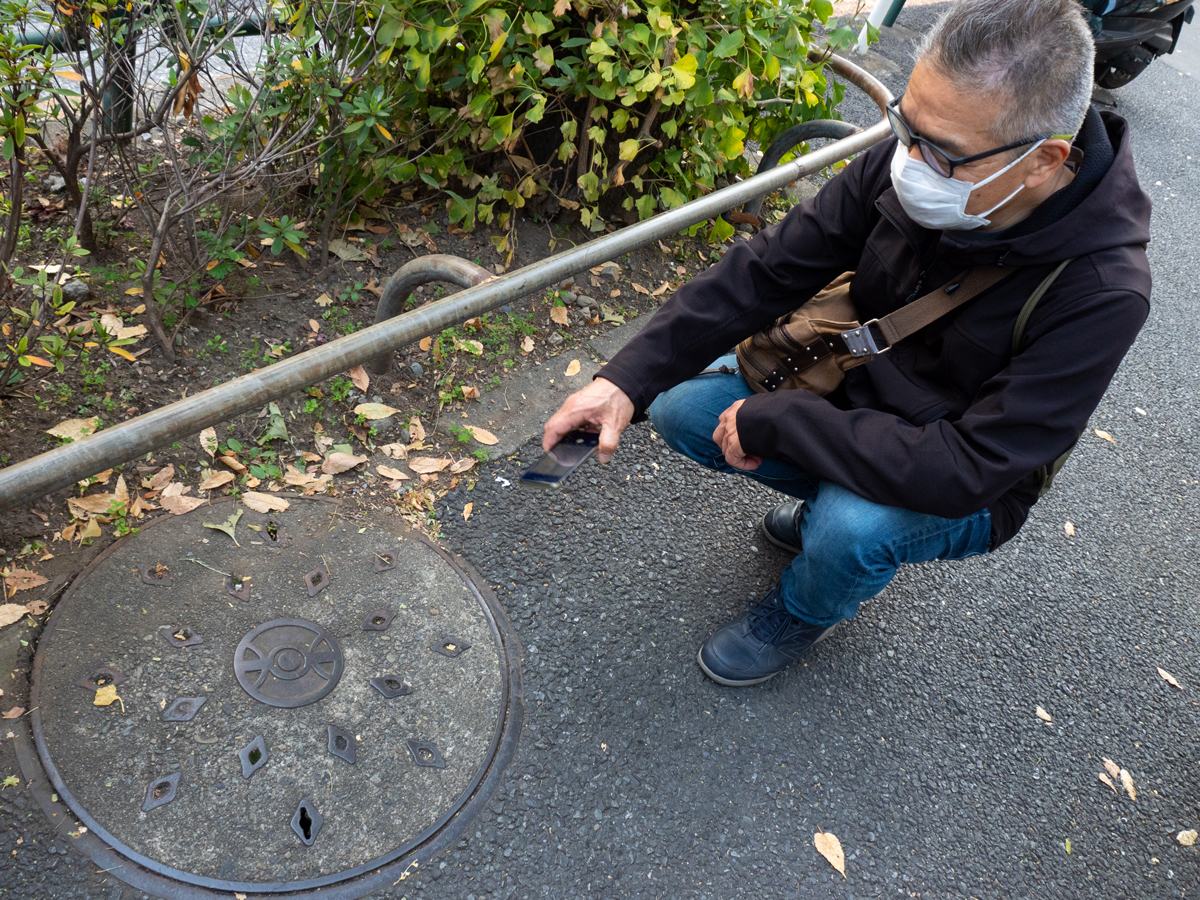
78, 468, 112, 487
3, 568, 48, 594
93, 683, 124, 712
242, 491, 290, 513
463, 502, 473, 521
355, 403, 398, 420
813, 829, 845, 879
349, 365, 370, 392
220, 455, 248, 474
1094, 429, 1115, 444
198, 471, 235, 491
1036, 706, 1052, 723
47, 416, 101, 442
380, 443, 408, 460
2, 707, 24, 719
1120, 768, 1136, 801
203, 510, 243, 546
145, 465, 176, 491
79, 517, 101, 540
1178, 829, 1198, 847
315, 292, 334, 307
409, 457, 452, 474
521, 335, 535, 354
0, 605, 29, 628
1102, 757, 1121, 780
466, 426, 498, 446
450, 458, 476, 474
1098, 772, 1117, 793
199, 426, 218, 457
328, 238, 367, 261
632, 282, 650, 295
1157, 667, 1182, 689
67, 493, 120, 518
453, 338, 484, 356
565, 359, 581, 377
1064, 522, 1075, 537
377, 465, 409, 481
462, 385, 480, 400
419, 336, 433, 351
322, 452, 368, 475
410, 417, 426, 442
160, 483, 206, 515
25, 600, 47, 616
550, 306, 569, 326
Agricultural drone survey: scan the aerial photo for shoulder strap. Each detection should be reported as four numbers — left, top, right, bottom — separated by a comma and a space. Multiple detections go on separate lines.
875, 266, 1012, 348
1011, 258, 1075, 354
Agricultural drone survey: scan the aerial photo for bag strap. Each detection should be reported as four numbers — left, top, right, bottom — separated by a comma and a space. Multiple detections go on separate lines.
1011, 257, 1075, 354
841, 266, 1013, 359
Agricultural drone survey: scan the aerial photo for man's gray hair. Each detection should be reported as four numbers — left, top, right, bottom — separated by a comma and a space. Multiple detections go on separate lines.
917, 0, 1095, 143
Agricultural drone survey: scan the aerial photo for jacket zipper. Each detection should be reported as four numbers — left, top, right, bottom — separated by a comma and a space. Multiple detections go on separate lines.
877, 201, 941, 306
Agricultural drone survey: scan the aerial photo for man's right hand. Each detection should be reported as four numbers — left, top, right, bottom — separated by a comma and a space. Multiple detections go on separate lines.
543, 377, 635, 463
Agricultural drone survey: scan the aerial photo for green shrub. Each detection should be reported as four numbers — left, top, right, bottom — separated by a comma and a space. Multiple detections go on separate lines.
271, 0, 858, 245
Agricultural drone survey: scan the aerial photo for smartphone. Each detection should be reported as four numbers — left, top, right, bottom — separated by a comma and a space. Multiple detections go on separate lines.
519, 430, 601, 490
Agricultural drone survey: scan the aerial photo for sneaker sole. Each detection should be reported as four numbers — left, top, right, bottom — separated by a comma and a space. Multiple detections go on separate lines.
695, 623, 840, 687
760, 512, 802, 555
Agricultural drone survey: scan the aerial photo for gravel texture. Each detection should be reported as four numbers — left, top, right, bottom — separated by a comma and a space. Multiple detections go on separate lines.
4, 9, 1200, 899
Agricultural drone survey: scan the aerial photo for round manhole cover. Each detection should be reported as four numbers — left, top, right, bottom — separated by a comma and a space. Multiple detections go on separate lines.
26, 498, 521, 896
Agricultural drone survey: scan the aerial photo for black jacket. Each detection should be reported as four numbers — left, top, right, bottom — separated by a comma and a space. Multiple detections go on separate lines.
600, 110, 1152, 547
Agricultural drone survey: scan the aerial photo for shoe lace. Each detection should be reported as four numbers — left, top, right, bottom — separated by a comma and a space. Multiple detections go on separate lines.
746, 592, 797, 644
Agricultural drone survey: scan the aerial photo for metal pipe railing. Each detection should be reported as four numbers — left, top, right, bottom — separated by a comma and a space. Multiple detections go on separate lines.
0, 54, 892, 511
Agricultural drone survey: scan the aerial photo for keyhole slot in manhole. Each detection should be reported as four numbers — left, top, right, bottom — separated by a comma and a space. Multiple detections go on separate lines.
289, 798, 323, 846
418, 748, 433, 761
299, 807, 313, 839
335, 735, 347, 752
176, 701, 191, 715
248, 748, 261, 765
326, 725, 356, 764
373, 617, 386, 626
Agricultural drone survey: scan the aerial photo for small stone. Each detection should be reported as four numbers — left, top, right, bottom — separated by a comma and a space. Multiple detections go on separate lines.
60, 280, 91, 304
600, 263, 621, 282
500, 305, 514, 313
549, 333, 564, 346
562, 291, 577, 304
576, 294, 595, 309
410, 362, 425, 376
399, 427, 411, 443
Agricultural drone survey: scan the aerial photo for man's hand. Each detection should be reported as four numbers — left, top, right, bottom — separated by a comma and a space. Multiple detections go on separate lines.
543, 377, 635, 463
713, 399, 762, 470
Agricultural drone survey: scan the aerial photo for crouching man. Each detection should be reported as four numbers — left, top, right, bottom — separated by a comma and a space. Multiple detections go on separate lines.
542, 0, 1151, 685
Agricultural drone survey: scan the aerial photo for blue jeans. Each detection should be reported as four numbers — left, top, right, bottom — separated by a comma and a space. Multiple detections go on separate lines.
647, 355, 992, 627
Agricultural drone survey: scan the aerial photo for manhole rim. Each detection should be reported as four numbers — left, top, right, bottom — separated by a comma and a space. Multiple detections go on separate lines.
23, 496, 524, 897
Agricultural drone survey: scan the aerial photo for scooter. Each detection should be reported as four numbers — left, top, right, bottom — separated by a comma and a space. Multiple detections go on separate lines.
855, 0, 1196, 89
1089, 0, 1196, 87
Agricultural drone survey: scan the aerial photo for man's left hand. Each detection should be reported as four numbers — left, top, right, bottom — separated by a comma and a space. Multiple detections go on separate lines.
713, 399, 762, 470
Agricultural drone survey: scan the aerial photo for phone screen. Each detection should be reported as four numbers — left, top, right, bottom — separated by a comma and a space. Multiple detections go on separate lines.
519, 431, 601, 489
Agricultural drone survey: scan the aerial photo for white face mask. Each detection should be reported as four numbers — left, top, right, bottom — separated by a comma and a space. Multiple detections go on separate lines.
889, 139, 1045, 231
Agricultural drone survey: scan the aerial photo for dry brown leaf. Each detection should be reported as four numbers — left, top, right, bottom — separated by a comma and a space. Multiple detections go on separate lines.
463, 502, 473, 521
450, 458, 476, 474
24, 600, 47, 616
521, 335, 535, 354
1157, 667, 1182, 689
1178, 829, 1198, 847
47, 416, 101, 442
68, 493, 118, 517
128, 496, 145, 519
60, 522, 77, 541
1098, 772, 1117, 793
1094, 429, 1115, 444
466, 426, 499, 446
199, 471, 235, 491
235, 894, 248, 900
79, 468, 112, 488
160, 483, 206, 515
1035, 706, 1052, 723
79, 517, 102, 540
147, 465, 176, 491
565, 359, 582, 377
1102, 757, 1121, 780
221, 455, 248, 474
813, 829, 845, 879
380, 443, 409, 460
113, 476, 128, 506
409, 457, 452, 474
632, 282, 650, 295
199, 426, 218, 458
4, 569, 47, 593
550, 306, 569, 326
462, 385, 481, 400
315, 292, 334, 307
300, 451, 322, 462
652, 281, 670, 296
1119, 768, 1136, 801
0, 604, 29, 627
1064, 521, 1075, 537
410, 417, 426, 442
349, 365, 370, 392
377, 465, 410, 481
322, 452, 368, 475
419, 336, 433, 351
2, 706, 25, 719
355, 403, 398, 420
242, 491, 290, 513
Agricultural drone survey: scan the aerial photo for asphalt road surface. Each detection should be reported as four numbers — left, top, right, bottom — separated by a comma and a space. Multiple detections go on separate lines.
4, 6, 1200, 899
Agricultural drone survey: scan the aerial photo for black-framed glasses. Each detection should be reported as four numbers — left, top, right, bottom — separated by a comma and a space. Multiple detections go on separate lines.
887, 95, 1057, 178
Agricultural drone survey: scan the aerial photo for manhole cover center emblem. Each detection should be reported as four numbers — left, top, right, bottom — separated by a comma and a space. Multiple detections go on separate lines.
234, 618, 344, 708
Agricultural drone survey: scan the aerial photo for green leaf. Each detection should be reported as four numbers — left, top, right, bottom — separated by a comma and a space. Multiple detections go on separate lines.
712, 31, 745, 59
810, 0, 833, 23
635, 193, 657, 219
202, 509, 243, 546
258, 402, 289, 445
717, 125, 746, 160
709, 215, 735, 243
618, 139, 640, 161
669, 52, 697, 89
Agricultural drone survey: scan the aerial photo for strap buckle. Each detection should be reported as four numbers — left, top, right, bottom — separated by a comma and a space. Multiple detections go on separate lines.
841, 319, 890, 358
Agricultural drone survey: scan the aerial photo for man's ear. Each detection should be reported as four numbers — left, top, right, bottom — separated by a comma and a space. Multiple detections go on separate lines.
1024, 139, 1072, 189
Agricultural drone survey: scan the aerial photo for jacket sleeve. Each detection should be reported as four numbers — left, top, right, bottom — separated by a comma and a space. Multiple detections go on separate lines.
599, 145, 888, 415
735, 283, 1149, 519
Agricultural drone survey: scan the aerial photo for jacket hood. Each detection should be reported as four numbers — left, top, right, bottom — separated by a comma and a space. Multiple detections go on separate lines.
876, 112, 1152, 268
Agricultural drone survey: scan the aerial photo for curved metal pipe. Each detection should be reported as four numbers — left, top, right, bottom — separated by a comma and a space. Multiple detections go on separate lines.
369, 255, 494, 374
0, 56, 891, 511
742, 119, 863, 219
815, 47, 893, 115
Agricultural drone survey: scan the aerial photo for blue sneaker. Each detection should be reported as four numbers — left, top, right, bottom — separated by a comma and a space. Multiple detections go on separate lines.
697, 586, 837, 686
761, 500, 804, 554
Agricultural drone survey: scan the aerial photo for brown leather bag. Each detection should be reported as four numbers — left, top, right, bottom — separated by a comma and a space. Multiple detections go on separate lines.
736, 267, 1012, 395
